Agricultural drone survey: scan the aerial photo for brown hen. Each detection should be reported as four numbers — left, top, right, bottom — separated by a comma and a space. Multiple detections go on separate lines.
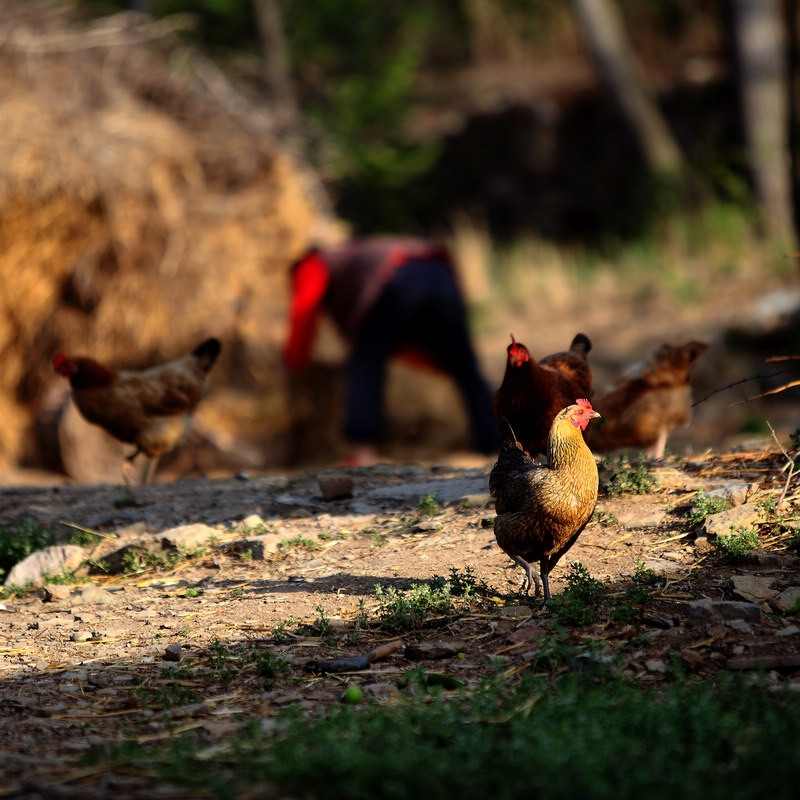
489, 399, 600, 601
587, 340, 707, 458
53, 338, 221, 484
493, 333, 593, 456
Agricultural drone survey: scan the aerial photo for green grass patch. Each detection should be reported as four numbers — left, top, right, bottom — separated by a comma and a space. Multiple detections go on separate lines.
93, 671, 800, 799
689, 491, 730, 527
600, 456, 659, 497
714, 526, 760, 563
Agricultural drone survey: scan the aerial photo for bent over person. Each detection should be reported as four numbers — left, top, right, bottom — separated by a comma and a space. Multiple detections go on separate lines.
283, 236, 499, 465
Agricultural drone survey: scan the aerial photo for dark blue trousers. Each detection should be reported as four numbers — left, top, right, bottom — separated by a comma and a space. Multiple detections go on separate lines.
343, 260, 499, 454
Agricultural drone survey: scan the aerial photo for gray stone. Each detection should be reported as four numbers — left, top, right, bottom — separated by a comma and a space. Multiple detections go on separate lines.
775, 586, 800, 612
730, 575, 776, 603
75, 586, 117, 605
160, 524, 220, 551
703, 503, 761, 537
317, 474, 354, 501
680, 599, 764, 624
4, 545, 87, 588
611, 504, 669, 529
412, 519, 441, 532
705, 483, 754, 507
163, 643, 182, 662
240, 513, 266, 531
405, 642, 461, 660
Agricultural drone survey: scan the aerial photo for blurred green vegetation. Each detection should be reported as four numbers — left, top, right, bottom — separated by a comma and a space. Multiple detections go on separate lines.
81, 1, 763, 243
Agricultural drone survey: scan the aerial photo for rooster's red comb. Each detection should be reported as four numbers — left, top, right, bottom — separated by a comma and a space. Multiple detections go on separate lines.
576, 398, 593, 410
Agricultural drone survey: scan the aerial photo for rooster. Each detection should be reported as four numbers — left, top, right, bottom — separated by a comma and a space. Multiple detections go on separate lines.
53, 338, 221, 484
587, 341, 707, 458
489, 399, 600, 601
493, 333, 593, 455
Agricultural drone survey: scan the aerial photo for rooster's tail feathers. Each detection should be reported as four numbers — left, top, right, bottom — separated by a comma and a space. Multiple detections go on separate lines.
193, 338, 222, 372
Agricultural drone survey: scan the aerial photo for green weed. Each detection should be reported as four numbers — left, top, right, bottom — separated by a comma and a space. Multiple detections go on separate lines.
374, 581, 456, 633
714, 526, 760, 563
279, 535, 319, 552
689, 491, 729, 527
415, 493, 441, 519
548, 562, 607, 627
601, 456, 659, 497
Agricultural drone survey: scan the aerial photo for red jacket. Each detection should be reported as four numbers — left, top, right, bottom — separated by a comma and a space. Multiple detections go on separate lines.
283, 237, 453, 371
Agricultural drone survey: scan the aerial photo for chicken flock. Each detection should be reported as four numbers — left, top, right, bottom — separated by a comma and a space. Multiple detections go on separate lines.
52, 323, 706, 601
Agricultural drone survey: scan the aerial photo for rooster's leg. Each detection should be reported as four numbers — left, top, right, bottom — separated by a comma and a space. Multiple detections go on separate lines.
510, 554, 541, 596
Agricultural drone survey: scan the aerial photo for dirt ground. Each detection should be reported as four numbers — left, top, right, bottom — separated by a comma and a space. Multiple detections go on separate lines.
1, 447, 799, 797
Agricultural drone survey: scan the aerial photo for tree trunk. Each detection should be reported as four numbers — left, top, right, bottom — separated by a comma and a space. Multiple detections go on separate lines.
571, 0, 683, 176
729, 0, 794, 244
252, 0, 298, 127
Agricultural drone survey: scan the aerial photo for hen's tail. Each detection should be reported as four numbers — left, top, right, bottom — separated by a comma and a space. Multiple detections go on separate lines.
569, 333, 592, 356
490, 418, 535, 497
193, 338, 222, 373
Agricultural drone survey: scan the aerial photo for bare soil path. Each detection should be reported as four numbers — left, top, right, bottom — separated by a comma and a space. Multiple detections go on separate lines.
1, 450, 799, 797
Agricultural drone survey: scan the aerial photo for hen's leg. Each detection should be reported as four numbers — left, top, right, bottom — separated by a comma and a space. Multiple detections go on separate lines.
541, 568, 551, 603
510, 554, 541, 596
141, 455, 160, 486
647, 426, 668, 459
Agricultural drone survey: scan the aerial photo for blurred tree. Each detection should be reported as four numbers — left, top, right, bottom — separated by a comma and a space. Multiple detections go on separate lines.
570, 0, 683, 176
727, 0, 794, 245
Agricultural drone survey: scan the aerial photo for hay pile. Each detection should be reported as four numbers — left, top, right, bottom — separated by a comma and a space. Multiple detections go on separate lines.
0, 2, 332, 476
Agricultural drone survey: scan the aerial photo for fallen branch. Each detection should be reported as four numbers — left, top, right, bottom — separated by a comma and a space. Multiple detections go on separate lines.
766, 421, 796, 509
729, 379, 800, 407
692, 369, 797, 407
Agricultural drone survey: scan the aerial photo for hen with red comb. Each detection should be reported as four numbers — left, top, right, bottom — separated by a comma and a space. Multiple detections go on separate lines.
489, 399, 601, 601
493, 332, 593, 456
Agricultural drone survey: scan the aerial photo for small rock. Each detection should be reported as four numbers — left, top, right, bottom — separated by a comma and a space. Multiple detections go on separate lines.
461, 493, 492, 508
405, 642, 461, 660
744, 552, 800, 568
642, 615, 674, 629
776, 625, 800, 637
641, 558, 683, 574
680, 599, 764, 625
693, 534, 714, 554
645, 659, 668, 673
774, 587, 800, 612
317, 474, 354, 501
679, 648, 706, 669
506, 623, 548, 644
5, 545, 86, 588
240, 513, 266, 530
705, 483, 754, 508
41, 584, 72, 602
730, 575, 776, 604
413, 520, 441, 532
362, 682, 401, 701
160, 524, 220, 551
703, 503, 761, 538
163, 643, 182, 662
725, 619, 753, 634
70, 631, 92, 642
75, 586, 117, 605
498, 605, 533, 619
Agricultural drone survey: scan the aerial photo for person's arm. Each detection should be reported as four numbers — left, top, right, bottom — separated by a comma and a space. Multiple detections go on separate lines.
283, 251, 329, 371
